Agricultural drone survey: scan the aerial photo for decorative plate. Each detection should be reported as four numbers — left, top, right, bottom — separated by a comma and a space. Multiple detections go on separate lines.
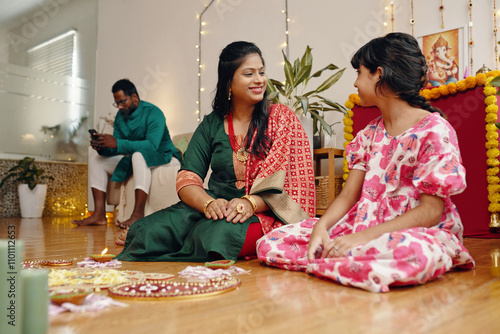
108, 276, 241, 300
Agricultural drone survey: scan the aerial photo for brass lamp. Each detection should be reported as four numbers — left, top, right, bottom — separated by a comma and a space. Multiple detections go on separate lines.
489, 213, 500, 233
476, 64, 492, 75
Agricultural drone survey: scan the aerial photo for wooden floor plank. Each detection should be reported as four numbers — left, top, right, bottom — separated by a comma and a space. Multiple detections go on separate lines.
1, 217, 499, 334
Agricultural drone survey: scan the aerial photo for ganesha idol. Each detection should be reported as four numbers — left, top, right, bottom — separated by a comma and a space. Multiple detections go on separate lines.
426, 36, 458, 87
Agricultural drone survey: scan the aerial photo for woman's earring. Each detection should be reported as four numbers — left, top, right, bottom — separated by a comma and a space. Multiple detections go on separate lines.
228, 91, 231, 101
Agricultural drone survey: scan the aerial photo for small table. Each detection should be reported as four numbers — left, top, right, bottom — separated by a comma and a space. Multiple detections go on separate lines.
313, 147, 344, 216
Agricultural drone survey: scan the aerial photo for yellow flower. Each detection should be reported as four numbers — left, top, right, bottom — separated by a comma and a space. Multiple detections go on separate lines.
487, 176, 500, 184
347, 109, 354, 118
486, 139, 499, 149
488, 203, 500, 213
344, 126, 353, 134
343, 173, 348, 181
486, 131, 499, 141
488, 184, 500, 194
488, 193, 500, 203
349, 93, 360, 104
486, 113, 498, 123
430, 87, 441, 99
447, 82, 458, 94
476, 73, 487, 86
438, 85, 449, 96
344, 133, 354, 141
487, 167, 500, 176
343, 117, 353, 126
345, 100, 355, 109
343, 141, 350, 149
486, 104, 499, 114
485, 95, 498, 106
456, 80, 467, 91
343, 165, 349, 173
465, 76, 476, 89
483, 86, 497, 96
487, 158, 500, 167
486, 123, 498, 132
420, 89, 432, 100
487, 148, 500, 159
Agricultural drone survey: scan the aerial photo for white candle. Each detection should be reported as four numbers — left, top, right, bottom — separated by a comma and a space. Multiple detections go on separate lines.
0, 239, 24, 334
21, 268, 49, 334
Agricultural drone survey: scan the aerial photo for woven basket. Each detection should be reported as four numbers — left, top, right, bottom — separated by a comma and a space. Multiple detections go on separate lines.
315, 176, 343, 210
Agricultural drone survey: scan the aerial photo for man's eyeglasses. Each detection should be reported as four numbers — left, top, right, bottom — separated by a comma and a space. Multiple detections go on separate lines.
112, 97, 130, 108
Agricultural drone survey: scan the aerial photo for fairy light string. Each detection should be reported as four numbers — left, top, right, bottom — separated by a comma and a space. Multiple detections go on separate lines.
196, 0, 215, 122
283, 0, 290, 58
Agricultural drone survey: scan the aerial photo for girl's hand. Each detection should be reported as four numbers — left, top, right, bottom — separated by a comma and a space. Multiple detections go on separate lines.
204, 198, 229, 220
307, 223, 330, 261
225, 198, 254, 224
321, 232, 372, 258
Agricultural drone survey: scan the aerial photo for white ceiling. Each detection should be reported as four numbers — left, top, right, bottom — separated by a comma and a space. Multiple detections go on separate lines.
0, 0, 43, 29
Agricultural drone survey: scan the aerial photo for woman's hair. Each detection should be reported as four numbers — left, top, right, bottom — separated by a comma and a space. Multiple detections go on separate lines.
212, 41, 271, 159
351, 32, 444, 116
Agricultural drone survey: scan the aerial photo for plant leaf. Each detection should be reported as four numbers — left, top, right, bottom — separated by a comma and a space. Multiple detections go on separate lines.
296, 96, 309, 116
311, 64, 339, 78
283, 50, 294, 95
490, 76, 500, 87
300, 46, 313, 85
316, 68, 346, 93
270, 79, 285, 87
293, 65, 312, 89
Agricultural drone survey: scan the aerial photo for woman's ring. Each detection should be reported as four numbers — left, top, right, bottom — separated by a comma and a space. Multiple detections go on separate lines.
236, 203, 245, 214
333, 246, 338, 253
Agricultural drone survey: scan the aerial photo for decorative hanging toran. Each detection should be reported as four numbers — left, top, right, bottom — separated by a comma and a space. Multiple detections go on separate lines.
494, 0, 499, 70
410, 0, 415, 36
440, 0, 444, 29
469, 0, 474, 73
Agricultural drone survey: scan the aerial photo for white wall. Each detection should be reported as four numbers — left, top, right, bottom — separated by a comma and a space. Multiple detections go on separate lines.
95, 0, 499, 145
7, 0, 97, 80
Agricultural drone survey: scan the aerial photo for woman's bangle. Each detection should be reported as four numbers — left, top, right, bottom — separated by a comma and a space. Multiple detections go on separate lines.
241, 195, 257, 213
203, 198, 215, 214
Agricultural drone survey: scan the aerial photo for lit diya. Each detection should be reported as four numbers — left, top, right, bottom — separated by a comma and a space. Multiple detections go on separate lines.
90, 248, 116, 263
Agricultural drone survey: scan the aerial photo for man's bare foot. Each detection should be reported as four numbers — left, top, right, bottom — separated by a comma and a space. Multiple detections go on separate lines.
72, 213, 107, 226
115, 228, 129, 246
118, 213, 143, 229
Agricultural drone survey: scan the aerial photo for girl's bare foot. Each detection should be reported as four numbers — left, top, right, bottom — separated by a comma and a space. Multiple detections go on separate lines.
72, 213, 107, 226
115, 228, 129, 246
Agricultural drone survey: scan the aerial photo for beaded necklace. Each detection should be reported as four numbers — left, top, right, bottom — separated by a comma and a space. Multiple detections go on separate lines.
227, 111, 249, 163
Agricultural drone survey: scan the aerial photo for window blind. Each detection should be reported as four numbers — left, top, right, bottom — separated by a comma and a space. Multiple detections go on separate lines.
27, 30, 76, 76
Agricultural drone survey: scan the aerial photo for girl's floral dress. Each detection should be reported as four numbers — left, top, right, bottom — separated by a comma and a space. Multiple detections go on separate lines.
257, 113, 475, 292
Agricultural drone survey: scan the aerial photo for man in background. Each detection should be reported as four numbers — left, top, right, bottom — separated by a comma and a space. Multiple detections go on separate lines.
72, 79, 181, 228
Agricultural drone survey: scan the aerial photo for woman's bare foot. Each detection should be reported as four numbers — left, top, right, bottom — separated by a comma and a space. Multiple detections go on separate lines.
72, 213, 107, 226
115, 228, 129, 246
118, 213, 143, 229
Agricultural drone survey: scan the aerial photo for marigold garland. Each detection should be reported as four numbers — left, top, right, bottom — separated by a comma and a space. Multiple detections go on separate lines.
346, 72, 500, 217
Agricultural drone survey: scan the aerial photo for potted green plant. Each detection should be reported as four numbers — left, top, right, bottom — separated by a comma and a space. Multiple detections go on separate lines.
0, 157, 54, 218
267, 46, 347, 148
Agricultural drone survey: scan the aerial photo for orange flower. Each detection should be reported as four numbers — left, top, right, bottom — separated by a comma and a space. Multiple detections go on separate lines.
465, 76, 476, 89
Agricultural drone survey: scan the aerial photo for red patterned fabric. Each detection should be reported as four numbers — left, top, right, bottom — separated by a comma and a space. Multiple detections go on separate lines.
246, 104, 317, 233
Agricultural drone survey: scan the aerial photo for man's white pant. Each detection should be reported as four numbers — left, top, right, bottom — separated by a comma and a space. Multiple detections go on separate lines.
89, 152, 151, 194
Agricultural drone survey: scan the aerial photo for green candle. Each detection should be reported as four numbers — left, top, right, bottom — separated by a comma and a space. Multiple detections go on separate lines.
21, 268, 49, 334
0, 239, 24, 334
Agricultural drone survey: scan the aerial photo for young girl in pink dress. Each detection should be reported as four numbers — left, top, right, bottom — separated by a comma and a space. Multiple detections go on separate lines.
256, 32, 475, 292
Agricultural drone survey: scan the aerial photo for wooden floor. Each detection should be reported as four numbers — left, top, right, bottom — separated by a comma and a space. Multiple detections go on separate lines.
2, 216, 500, 334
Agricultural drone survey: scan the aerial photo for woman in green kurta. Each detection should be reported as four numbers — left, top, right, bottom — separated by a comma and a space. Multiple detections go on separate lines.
116, 42, 316, 262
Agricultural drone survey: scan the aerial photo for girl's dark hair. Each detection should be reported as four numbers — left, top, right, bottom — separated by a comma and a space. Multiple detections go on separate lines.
351, 32, 444, 116
212, 41, 271, 159
112, 79, 139, 99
